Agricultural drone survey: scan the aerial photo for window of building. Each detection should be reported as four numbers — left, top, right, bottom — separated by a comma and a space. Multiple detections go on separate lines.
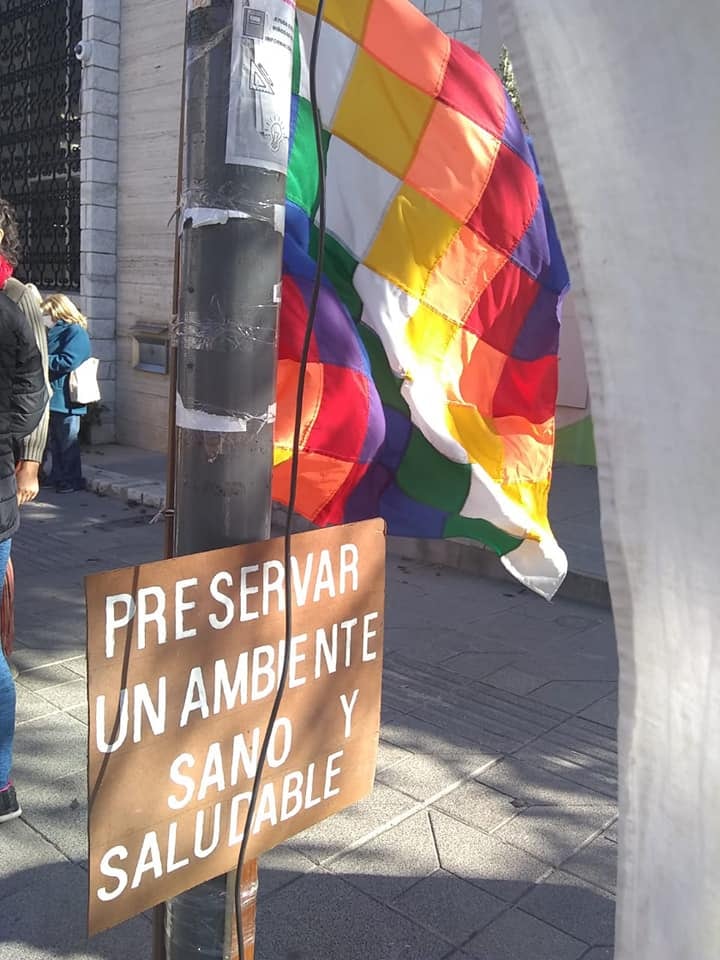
0, 0, 82, 290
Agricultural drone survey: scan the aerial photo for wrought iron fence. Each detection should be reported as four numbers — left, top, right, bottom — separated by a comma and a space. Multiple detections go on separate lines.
0, 0, 82, 290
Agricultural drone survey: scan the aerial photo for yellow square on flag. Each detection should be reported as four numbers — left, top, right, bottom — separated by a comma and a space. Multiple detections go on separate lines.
296, 0, 371, 41
365, 185, 461, 300
332, 49, 434, 179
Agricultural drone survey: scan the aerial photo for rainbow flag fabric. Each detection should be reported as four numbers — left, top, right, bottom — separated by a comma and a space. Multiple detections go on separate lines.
273, 0, 569, 599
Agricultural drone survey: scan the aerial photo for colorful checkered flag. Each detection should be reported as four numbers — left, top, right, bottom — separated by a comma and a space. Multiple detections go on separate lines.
274, 0, 570, 599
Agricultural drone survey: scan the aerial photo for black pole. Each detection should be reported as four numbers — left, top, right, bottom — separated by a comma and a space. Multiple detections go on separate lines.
164, 0, 291, 956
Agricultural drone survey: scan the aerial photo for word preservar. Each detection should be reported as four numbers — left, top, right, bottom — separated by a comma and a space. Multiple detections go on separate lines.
85, 519, 385, 935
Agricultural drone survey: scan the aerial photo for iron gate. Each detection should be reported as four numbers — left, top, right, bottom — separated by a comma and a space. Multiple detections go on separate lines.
0, 0, 82, 290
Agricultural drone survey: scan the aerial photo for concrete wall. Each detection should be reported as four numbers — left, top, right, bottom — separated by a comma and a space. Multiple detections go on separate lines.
114, 0, 185, 450
80, 0, 122, 443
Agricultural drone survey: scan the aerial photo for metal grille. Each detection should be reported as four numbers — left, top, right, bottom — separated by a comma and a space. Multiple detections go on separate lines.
0, 0, 82, 290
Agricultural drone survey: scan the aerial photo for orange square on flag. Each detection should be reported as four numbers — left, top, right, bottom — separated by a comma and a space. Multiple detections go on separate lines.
332, 49, 434, 178
365, 185, 461, 300
273, 359, 324, 463
456, 331, 507, 417
296, 0, 371, 41
363, 0, 451, 97
423, 225, 507, 323
407, 101, 501, 222
273, 452, 357, 521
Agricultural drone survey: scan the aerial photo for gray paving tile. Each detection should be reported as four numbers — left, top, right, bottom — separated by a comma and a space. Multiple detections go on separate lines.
329, 810, 439, 901
441, 651, 516, 680
376, 743, 496, 802
19, 768, 88, 862
14, 685, 60, 725
289, 783, 415, 864
12, 710, 87, 789
494, 803, 616, 867
464, 907, 587, 960
64, 657, 88, 679
580, 697, 618, 728
393, 869, 506, 945
513, 734, 617, 800
531, 682, 617, 713
580, 949, 614, 959
0, 818, 67, 900
15, 662, 81, 692
466, 610, 591, 647
376, 737, 414, 773
257, 870, 450, 959
259, 844, 317, 896
482, 665, 550, 696
384, 625, 474, 665
66, 704, 89, 725
563, 835, 617, 894
476, 757, 610, 806
433, 779, 518, 832
604, 822, 618, 843
519, 870, 616, 945
430, 810, 548, 902
0, 859, 151, 959
33, 677, 87, 710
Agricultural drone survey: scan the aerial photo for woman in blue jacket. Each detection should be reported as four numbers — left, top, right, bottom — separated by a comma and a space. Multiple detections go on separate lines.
43, 295, 91, 493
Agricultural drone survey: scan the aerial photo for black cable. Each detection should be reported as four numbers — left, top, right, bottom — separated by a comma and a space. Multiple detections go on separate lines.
235, 3, 328, 956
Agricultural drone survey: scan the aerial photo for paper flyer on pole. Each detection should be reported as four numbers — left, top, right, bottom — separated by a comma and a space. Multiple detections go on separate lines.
226, 0, 296, 173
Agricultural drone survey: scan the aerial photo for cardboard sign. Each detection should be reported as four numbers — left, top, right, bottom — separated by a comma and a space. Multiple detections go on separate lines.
85, 520, 385, 935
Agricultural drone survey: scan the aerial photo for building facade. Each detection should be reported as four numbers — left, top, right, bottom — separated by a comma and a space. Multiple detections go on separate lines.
0, 0, 594, 462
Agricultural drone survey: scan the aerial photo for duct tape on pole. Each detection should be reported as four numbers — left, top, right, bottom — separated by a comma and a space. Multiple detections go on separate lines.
167, 0, 294, 956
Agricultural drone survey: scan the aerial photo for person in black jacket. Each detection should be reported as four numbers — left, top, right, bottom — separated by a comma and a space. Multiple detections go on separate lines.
0, 280, 47, 822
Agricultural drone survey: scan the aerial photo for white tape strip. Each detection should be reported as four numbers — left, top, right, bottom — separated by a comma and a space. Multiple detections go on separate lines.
176, 393, 277, 434
181, 205, 286, 235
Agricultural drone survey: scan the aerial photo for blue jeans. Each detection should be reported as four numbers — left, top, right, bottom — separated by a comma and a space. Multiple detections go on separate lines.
49, 412, 82, 488
0, 538, 14, 788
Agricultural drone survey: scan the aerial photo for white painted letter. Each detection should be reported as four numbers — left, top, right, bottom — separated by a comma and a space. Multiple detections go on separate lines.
262, 560, 285, 616
339, 689, 359, 738
95, 690, 129, 754
251, 644, 276, 700
180, 667, 209, 727
136, 586, 166, 649
131, 831, 163, 889
239, 564, 259, 622
313, 550, 336, 603
193, 803, 222, 859
105, 594, 135, 659
175, 578, 198, 640
213, 653, 249, 714
198, 742, 226, 801
97, 845, 128, 902
339, 544, 359, 593
133, 678, 166, 743
167, 753, 196, 810
324, 750, 343, 799
268, 717, 293, 768
362, 612, 379, 662
289, 633, 307, 688
209, 571, 234, 630
281, 771, 304, 821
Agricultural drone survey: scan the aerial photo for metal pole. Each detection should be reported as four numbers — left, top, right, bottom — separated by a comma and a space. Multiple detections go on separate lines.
164, 0, 289, 956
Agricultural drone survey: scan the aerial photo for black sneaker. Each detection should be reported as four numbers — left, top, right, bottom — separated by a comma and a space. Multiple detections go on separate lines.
55, 482, 74, 494
0, 784, 21, 823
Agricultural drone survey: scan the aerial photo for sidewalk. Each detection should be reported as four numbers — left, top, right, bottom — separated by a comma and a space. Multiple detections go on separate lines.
82, 444, 609, 607
1, 479, 617, 959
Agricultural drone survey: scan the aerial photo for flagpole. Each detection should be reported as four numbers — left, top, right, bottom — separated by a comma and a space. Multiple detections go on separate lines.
162, 1, 289, 956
